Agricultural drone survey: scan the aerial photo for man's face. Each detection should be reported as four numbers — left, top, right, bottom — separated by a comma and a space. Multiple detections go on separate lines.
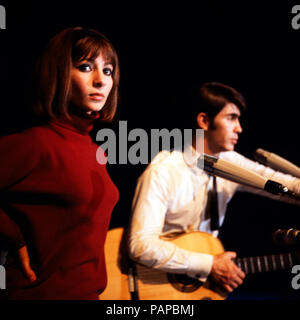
205, 103, 242, 154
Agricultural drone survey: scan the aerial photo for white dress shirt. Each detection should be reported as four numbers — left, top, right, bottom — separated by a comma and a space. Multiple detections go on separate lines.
128, 148, 300, 281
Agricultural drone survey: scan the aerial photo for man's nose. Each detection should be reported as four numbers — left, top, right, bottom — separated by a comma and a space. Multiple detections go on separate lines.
235, 120, 242, 133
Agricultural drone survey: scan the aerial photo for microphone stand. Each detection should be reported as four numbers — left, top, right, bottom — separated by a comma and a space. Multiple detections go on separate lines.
200, 153, 300, 201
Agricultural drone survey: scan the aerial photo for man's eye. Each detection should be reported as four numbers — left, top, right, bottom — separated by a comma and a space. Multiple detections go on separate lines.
77, 64, 92, 72
227, 115, 237, 120
103, 67, 113, 76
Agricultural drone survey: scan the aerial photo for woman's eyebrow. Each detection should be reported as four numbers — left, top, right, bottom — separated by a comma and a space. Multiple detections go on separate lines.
103, 61, 114, 66
84, 58, 113, 66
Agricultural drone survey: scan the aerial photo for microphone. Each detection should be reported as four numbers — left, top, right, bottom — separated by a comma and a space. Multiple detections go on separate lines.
273, 228, 300, 246
255, 148, 300, 178
201, 153, 290, 196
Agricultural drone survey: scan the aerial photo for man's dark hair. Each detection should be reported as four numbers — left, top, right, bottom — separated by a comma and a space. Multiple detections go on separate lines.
187, 82, 246, 128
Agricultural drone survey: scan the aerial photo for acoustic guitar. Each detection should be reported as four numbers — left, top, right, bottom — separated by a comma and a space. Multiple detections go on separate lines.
100, 227, 297, 300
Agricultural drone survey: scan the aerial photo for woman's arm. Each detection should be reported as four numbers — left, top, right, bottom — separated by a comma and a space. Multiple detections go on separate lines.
0, 130, 41, 281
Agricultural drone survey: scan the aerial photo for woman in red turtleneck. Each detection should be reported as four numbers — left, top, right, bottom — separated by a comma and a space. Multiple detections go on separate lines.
0, 27, 120, 299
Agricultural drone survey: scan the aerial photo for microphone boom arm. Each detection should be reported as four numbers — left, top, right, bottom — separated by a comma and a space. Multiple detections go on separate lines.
201, 153, 300, 199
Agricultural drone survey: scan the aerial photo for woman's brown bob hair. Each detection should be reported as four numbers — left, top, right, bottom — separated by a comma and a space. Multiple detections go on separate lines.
33, 27, 120, 122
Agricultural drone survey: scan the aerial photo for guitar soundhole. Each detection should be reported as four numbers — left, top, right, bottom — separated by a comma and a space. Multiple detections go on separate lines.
167, 273, 203, 293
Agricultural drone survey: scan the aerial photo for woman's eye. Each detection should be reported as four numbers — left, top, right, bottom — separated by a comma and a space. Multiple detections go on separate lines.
103, 67, 113, 76
77, 64, 92, 72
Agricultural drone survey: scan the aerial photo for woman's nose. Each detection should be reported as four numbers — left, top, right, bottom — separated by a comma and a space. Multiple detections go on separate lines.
93, 70, 105, 87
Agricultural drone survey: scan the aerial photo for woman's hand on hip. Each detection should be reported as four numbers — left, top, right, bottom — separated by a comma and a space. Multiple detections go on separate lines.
18, 245, 37, 282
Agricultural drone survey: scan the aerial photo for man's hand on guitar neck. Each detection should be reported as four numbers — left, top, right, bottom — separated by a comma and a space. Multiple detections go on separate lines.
210, 252, 245, 293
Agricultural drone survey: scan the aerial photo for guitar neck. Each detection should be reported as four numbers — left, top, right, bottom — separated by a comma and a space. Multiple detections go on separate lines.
234, 252, 294, 274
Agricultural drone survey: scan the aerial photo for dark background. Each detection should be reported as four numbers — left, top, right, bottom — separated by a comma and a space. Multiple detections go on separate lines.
0, 1, 300, 299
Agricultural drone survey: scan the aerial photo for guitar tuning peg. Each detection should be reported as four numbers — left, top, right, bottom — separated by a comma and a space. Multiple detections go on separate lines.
273, 228, 300, 246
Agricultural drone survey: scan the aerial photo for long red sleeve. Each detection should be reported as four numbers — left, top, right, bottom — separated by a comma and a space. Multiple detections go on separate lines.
0, 117, 119, 299
0, 129, 42, 249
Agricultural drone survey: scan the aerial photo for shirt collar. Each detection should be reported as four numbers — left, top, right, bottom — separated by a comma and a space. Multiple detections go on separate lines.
183, 145, 202, 169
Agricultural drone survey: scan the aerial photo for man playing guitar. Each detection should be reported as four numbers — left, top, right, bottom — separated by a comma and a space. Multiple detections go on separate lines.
126, 82, 300, 298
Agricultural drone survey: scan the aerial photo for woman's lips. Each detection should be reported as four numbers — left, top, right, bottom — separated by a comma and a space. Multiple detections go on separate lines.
89, 93, 105, 101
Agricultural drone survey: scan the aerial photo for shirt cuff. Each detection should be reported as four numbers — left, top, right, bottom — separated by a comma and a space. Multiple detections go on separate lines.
186, 253, 214, 282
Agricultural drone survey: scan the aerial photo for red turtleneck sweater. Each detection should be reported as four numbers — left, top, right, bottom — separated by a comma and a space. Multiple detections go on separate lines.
0, 116, 119, 299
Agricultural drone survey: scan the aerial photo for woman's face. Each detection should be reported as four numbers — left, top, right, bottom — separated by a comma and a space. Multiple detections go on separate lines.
70, 54, 114, 115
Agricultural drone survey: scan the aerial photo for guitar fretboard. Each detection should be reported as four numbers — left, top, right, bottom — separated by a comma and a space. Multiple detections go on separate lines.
234, 253, 294, 274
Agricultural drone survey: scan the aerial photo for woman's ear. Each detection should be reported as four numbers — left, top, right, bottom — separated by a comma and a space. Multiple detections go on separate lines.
196, 112, 210, 131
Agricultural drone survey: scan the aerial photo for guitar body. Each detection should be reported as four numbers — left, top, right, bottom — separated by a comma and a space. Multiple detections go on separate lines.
136, 231, 227, 300
101, 228, 227, 300
100, 227, 131, 300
